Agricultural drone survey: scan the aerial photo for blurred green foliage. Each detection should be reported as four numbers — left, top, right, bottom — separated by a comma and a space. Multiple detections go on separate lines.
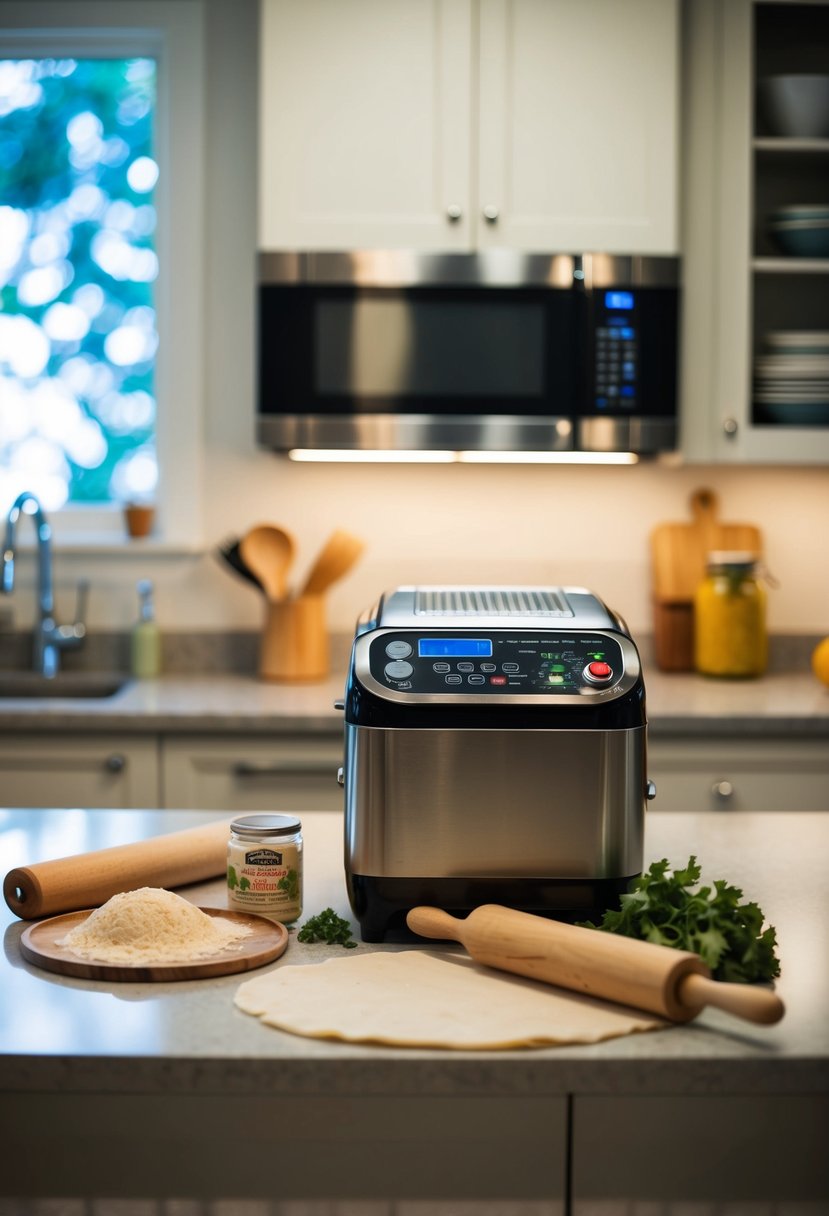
0, 58, 158, 506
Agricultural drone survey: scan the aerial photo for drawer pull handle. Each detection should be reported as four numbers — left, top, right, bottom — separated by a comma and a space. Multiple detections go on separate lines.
233, 761, 334, 778
711, 779, 734, 801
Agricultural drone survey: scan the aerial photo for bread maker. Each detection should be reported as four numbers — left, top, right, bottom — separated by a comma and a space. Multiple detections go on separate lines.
341, 585, 651, 940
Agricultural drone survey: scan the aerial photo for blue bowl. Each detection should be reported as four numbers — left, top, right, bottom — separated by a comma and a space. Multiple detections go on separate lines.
769, 223, 829, 258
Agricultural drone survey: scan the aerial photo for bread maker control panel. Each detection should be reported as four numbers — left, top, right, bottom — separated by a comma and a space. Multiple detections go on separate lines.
366, 630, 628, 696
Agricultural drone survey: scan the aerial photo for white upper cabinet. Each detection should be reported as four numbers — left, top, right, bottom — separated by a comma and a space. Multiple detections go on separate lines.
258, 0, 679, 253
681, 0, 829, 464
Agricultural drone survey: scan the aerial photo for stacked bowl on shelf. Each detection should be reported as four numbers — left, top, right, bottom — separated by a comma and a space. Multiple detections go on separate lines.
768, 204, 829, 258
753, 331, 829, 426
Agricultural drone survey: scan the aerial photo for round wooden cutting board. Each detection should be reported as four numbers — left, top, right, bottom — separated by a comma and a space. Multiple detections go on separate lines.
20, 907, 289, 982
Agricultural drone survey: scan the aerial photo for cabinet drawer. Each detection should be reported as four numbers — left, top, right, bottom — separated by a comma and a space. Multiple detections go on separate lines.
648, 738, 829, 812
0, 734, 160, 808
162, 734, 344, 812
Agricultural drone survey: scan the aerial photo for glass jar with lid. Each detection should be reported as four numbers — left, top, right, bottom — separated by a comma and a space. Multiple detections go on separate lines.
693, 551, 767, 678
227, 814, 303, 921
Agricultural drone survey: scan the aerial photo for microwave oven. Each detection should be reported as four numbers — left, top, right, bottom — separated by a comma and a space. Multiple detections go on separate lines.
257, 251, 680, 456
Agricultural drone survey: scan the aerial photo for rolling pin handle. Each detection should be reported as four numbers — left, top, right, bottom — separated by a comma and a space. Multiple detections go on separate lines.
406, 906, 464, 941
678, 972, 785, 1025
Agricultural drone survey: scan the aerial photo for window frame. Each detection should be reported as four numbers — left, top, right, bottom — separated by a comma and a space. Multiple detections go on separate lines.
0, 0, 205, 550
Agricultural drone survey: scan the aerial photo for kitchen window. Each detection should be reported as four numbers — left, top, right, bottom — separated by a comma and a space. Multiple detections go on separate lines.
0, 2, 204, 549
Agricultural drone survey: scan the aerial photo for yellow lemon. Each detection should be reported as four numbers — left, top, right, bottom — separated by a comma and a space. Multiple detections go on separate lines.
812, 636, 829, 687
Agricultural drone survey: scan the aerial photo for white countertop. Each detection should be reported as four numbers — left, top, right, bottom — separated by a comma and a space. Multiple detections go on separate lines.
1, 807, 827, 1098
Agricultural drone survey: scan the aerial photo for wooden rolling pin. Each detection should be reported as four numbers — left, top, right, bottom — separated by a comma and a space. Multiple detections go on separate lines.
3, 818, 232, 920
406, 904, 784, 1026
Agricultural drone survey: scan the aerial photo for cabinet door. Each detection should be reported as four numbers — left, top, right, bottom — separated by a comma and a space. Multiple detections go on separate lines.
0, 735, 160, 808
162, 735, 344, 812
477, 0, 679, 253
647, 737, 829, 812
258, 0, 473, 251
573, 1095, 829, 1208
684, 0, 829, 463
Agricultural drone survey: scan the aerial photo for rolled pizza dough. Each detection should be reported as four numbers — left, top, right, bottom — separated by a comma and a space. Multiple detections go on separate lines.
234, 948, 666, 1049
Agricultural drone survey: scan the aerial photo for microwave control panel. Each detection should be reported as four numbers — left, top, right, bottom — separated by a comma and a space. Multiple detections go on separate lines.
366, 630, 628, 696
593, 289, 639, 412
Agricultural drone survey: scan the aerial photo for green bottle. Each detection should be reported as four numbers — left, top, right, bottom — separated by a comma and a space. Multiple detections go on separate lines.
131, 579, 161, 678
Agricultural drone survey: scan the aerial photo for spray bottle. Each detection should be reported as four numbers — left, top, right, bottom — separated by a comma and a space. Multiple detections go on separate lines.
131, 579, 161, 678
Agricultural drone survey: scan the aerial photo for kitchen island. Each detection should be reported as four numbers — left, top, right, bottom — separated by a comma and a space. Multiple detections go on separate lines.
1, 809, 827, 1210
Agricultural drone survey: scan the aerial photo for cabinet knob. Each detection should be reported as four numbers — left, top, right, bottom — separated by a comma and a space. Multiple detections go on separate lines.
482, 204, 499, 223
646, 779, 657, 801
711, 779, 734, 803
337, 766, 344, 787
723, 417, 739, 437
446, 204, 463, 222
104, 753, 126, 774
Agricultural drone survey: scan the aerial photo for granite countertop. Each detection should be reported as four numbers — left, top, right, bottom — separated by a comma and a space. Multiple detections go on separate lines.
0, 663, 826, 736
1, 807, 827, 1099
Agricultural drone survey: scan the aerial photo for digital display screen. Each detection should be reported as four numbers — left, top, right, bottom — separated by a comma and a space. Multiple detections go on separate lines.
605, 290, 635, 311
418, 638, 493, 658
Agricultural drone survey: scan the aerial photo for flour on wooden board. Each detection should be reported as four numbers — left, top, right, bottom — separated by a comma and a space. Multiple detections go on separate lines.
58, 887, 252, 964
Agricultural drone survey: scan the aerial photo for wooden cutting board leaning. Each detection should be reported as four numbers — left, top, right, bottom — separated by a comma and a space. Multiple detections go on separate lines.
649, 488, 763, 671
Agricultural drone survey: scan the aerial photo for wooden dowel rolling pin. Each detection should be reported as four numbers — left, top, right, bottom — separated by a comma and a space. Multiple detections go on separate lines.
3, 819, 232, 920
406, 904, 785, 1027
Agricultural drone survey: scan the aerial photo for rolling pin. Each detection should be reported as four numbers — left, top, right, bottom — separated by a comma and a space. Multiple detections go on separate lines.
406, 904, 784, 1026
4, 818, 233, 920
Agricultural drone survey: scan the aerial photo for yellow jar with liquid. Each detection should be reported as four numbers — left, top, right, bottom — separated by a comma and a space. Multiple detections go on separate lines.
694, 552, 767, 678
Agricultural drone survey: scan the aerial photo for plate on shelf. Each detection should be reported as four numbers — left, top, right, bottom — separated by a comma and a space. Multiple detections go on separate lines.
764, 331, 829, 349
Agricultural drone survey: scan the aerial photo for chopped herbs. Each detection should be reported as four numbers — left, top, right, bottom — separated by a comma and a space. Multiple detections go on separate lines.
297, 907, 358, 948
579, 855, 781, 983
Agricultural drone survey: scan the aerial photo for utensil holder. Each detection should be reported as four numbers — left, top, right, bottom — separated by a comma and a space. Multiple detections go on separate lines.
259, 595, 329, 682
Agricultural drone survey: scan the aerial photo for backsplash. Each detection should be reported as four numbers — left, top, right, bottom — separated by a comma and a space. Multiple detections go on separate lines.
0, 627, 818, 678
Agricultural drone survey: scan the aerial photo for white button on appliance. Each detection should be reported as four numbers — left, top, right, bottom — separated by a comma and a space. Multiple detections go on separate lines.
502, 662, 520, 672
457, 662, 474, 672
384, 660, 414, 680
385, 640, 413, 659
433, 662, 450, 673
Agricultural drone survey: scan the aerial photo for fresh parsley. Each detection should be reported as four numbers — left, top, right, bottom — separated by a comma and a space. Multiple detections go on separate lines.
297, 907, 358, 948
579, 855, 780, 983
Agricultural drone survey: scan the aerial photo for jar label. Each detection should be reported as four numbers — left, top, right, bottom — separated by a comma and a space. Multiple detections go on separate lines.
227, 840, 302, 921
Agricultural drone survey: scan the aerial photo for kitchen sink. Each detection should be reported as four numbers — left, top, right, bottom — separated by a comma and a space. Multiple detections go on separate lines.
0, 671, 131, 699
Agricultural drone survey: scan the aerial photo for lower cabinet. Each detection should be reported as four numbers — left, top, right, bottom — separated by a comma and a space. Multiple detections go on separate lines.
572, 1094, 829, 1209
161, 734, 344, 812
648, 737, 829, 812
3, 729, 826, 814
0, 734, 160, 808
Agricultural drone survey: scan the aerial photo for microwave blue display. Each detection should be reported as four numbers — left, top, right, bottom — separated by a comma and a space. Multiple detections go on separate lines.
418, 638, 493, 658
605, 290, 635, 311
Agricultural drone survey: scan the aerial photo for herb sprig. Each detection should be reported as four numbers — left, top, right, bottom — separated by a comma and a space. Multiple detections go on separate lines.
297, 907, 358, 948
579, 856, 780, 983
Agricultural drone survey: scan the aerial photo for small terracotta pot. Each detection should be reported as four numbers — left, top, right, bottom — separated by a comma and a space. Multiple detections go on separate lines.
124, 503, 155, 539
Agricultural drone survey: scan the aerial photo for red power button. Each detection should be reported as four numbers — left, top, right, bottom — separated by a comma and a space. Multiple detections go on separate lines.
585, 660, 613, 683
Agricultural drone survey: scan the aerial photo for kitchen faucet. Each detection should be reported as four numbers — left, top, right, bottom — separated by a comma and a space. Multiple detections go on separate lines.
1, 491, 87, 678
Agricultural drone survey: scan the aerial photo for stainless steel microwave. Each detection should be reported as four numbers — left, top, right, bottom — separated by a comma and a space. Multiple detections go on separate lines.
257, 251, 680, 456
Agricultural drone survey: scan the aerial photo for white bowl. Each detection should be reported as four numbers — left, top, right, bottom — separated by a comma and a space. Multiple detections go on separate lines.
759, 75, 829, 139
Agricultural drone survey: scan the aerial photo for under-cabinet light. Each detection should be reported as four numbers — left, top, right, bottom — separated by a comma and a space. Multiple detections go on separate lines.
288, 448, 457, 463
288, 448, 639, 465
458, 450, 640, 465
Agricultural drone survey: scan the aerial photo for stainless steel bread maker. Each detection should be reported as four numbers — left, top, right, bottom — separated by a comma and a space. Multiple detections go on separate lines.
342, 586, 650, 941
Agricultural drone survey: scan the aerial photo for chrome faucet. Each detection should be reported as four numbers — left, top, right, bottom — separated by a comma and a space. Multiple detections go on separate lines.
1, 491, 87, 678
